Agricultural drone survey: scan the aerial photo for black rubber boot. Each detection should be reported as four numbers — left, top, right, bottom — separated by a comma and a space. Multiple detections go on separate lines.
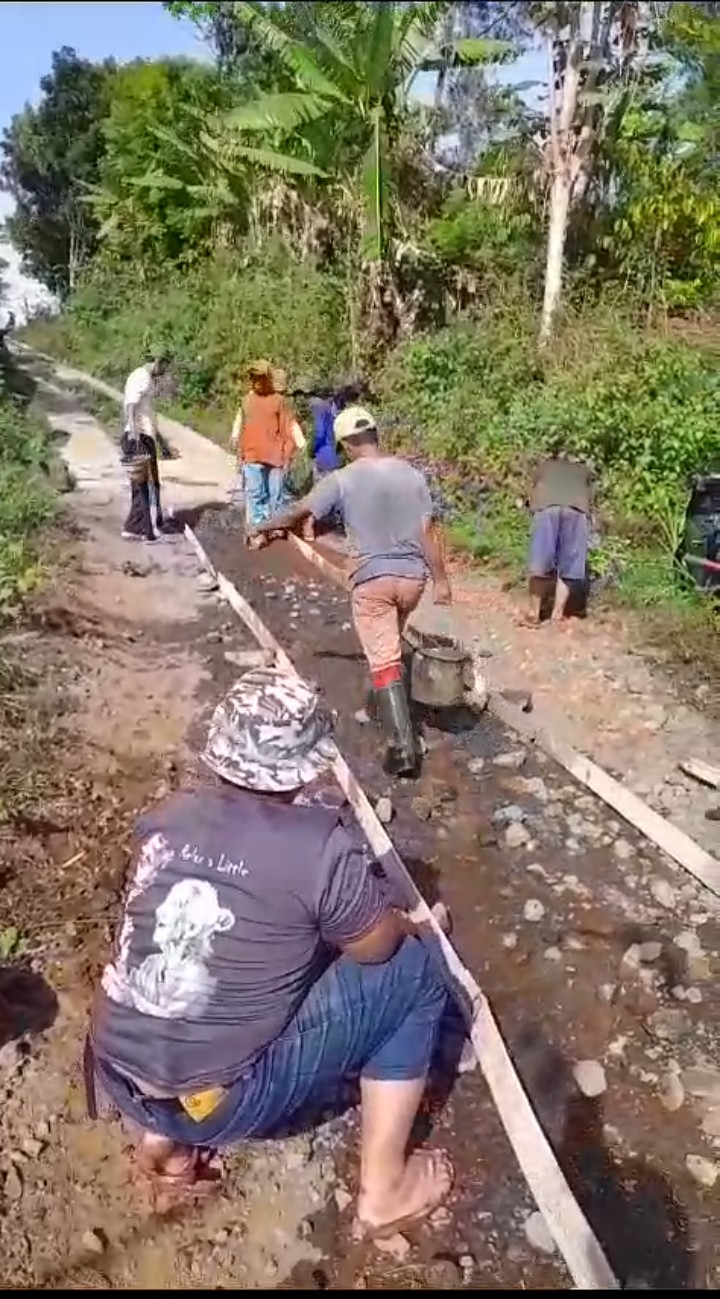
375, 680, 419, 778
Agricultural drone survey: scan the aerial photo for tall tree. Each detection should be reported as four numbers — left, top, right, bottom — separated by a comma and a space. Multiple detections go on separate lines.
226, 4, 509, 255
88, 58, 238, 265
0, 48, 116, 297
535, 0, 720, 340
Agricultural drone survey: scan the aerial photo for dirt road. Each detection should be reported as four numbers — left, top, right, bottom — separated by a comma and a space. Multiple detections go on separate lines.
1, 359, 719, 1289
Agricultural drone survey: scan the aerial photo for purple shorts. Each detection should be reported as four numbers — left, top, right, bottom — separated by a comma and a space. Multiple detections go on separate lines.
529, 506, 589, 582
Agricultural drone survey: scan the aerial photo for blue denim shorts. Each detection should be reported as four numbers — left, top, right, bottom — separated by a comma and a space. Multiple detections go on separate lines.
97, 937, 448, 1148
529, 506, 589, 581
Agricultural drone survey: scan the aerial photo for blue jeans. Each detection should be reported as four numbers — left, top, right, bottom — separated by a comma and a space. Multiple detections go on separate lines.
243, 462, 290, 529
97, 938, 448, 1149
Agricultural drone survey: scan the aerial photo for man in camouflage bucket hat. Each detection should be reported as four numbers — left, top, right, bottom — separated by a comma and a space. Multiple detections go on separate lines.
202, 667, 337, 792
89, 667, 453, 1239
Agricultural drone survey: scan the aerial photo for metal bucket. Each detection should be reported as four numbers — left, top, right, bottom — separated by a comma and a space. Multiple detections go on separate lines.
404, 625, 470, 708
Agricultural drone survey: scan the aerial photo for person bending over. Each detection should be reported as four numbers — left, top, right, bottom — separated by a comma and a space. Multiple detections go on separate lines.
251, 407, 452, 776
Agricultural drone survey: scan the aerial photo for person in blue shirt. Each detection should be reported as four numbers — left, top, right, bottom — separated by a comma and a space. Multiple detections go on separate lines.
304, 377, 367, 538
309, 393, 340, 476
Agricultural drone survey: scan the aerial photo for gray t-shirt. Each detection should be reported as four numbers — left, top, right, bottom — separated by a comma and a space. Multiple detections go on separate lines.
93, 786, 388, 1092
306, 456, 434, 587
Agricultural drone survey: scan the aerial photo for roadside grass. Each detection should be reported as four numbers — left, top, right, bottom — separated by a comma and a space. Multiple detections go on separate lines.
0, 352, 62, 617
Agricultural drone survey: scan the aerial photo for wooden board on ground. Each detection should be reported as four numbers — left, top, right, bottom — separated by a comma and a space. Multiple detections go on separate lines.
186, 525, 619, 1292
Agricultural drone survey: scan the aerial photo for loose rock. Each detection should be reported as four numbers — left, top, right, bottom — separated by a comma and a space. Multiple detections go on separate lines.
523, 898, 545, 923
494, 749, 527, 770
521, 776, 549, 802
81, 1229, 106, 1256
620, 943, 642, 973
573, 1060, 607, 1098
411, 796, 434, 821
334, 1186, 353, 1212
468, 757, 485, 776
638, 941, 662, 963
645, 1008, 693, 1043
682, 1065, 720, 1103
492, 804, 526, 827
675, 930, 702, 957
523, 1210, 556, 1255
658, 1072, 685, 1112
650, 878, 676, 910
613, 838, 635, 861
506, 822, 530, 849
375, 797, 393, 825
685, 1154, 718, 1188
4, 1165, 23, 1201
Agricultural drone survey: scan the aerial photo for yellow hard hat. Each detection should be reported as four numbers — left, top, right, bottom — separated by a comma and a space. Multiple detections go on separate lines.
334, 405, 377, 443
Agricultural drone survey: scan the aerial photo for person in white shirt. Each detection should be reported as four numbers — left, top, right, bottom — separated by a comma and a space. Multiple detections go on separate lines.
120, 355, 170, 541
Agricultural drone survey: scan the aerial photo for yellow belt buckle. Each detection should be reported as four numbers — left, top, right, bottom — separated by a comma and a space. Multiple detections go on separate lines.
179, 1086, 226, 1122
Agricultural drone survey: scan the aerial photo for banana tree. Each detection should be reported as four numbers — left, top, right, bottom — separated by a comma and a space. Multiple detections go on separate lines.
225, 1, 512, 297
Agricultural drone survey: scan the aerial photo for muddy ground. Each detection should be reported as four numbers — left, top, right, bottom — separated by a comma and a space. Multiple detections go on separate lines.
0, 368, 719, 1290
193, 511, 720, 1291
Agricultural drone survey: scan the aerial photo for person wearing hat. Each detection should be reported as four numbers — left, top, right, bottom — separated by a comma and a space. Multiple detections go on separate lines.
121, 352, 171, 542
251, 408, 452, 776
88, 667, 452, 1237
230, 360, 298, 548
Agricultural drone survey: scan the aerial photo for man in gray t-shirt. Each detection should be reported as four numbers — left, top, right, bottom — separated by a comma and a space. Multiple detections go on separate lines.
90, 667, 452, 1236
253, 407, 452, 777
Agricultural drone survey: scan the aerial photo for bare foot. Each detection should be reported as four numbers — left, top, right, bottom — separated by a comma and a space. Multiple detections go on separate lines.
355, 1149, 453, 1239
135, 1132, 193, 1184
137, 1134, 197, 1185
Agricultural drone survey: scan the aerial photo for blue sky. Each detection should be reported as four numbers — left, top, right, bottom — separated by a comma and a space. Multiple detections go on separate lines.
1, 1, 201, 312
1, 1, 200, 131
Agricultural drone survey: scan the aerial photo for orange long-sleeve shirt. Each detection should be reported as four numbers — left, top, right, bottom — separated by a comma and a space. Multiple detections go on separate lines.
239, 391, 294, 468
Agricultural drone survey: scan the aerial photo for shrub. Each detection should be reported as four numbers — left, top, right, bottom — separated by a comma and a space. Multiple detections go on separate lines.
24, 250, 352, 440
0, 368, 58, 613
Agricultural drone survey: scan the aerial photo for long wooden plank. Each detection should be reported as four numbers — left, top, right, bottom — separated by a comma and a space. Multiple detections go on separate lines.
186, 524, 619, 1292
489, 694, 720, 899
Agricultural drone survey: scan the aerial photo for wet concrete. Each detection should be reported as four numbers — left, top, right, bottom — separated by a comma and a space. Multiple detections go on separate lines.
189, 508, 720, 1291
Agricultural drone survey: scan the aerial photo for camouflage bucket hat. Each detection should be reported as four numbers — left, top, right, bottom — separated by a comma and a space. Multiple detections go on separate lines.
201, 667, 337, 793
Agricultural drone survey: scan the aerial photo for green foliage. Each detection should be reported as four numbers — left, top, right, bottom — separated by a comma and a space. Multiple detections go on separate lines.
0, 370, 58, 613
23, 250, 351, 435
88, 58, 239, 265
378, 299, 720, 526
426, 187, 539, 283
0, 47, 116, 297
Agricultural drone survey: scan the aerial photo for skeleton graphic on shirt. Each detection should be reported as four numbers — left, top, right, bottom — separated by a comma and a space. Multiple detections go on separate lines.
102, 833, 235, 1019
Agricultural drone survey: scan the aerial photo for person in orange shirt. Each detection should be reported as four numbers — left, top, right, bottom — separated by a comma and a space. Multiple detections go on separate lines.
230, 360, 297, 549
